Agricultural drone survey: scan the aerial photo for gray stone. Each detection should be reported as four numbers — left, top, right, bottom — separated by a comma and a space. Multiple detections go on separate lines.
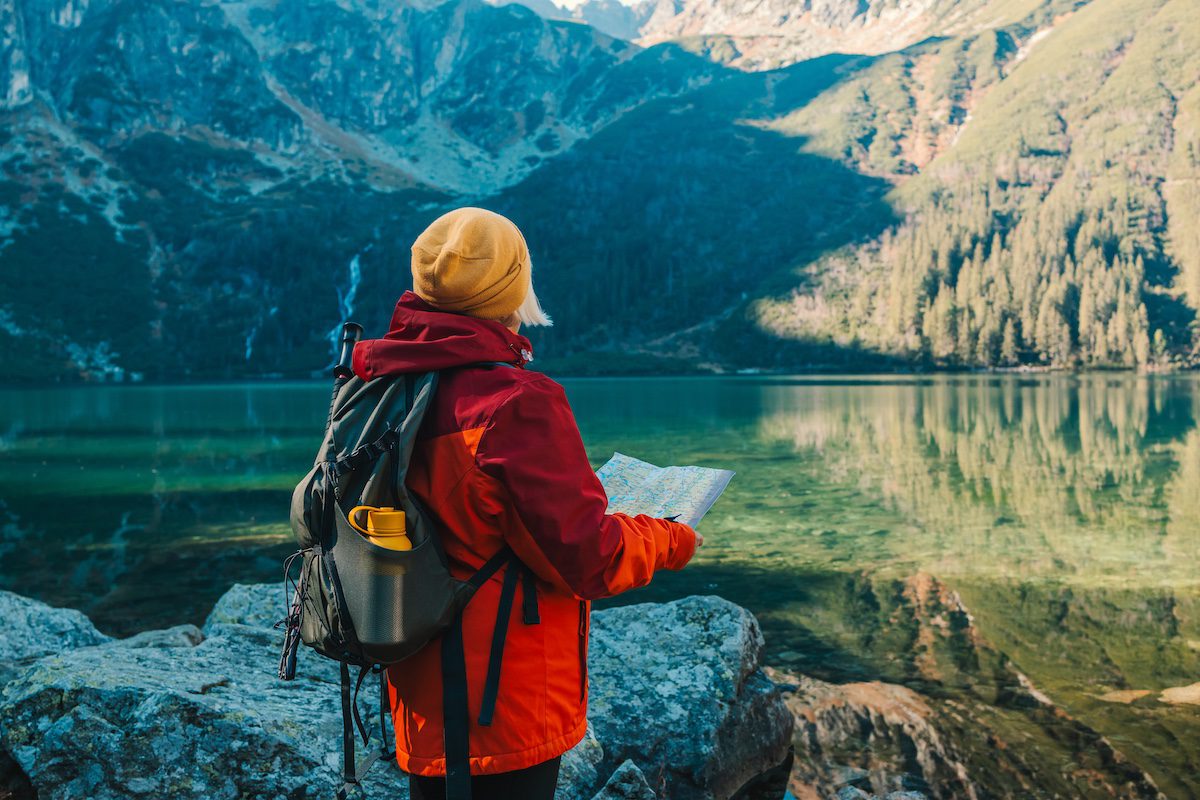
118, 625, 205, 650
202, 583, 283, 634
557, 725, 605, 800
0, 590, 111, 661
0, 620, 407, 800
0, 590, 111, 684
835, 790, 931, 800
0, 589, 792, 800
590, 760, 657, 800
587, 596, 793, 800
836, 789, 872, 800
835, 792, 930, 800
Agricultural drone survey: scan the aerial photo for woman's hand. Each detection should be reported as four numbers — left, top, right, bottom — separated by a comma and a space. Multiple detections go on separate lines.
694, 531, 704, 547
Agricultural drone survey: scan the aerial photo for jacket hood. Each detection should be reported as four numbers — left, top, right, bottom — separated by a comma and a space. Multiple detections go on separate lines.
352, 291, 533, 379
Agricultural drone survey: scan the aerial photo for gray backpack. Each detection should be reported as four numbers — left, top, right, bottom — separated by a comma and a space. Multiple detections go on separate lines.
278, 323, 536, 800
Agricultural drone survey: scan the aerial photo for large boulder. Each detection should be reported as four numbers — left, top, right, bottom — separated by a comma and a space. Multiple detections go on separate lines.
586, 597, 793, 800
0, 586, 792, 800
0, 589, 407, 800
202, 583, 285, 632
0, 590, 111, 684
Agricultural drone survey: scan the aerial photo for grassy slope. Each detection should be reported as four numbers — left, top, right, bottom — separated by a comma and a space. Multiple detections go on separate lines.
750, 0, 1200, 370
489, 49, 900, 362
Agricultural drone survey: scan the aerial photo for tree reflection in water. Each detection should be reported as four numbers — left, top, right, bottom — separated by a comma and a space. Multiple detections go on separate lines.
2, 375, 1199, 796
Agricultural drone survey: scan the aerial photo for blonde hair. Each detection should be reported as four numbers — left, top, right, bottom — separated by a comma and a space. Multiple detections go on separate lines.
515, 257, 553, 327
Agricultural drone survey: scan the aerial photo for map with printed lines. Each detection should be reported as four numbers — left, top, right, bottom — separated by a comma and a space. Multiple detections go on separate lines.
596, 452, 734, 528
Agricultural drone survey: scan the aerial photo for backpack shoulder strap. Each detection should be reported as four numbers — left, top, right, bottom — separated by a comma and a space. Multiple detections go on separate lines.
440, 545, 539, 800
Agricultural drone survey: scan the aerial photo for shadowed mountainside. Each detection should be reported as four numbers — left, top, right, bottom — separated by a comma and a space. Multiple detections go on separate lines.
2, 0, 1199, 380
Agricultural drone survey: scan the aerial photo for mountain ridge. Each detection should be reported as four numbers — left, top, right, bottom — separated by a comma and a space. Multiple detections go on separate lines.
2, 0, 1198, 381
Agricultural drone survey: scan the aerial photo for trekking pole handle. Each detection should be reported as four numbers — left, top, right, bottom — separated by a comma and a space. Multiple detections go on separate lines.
334, 322, 364, 381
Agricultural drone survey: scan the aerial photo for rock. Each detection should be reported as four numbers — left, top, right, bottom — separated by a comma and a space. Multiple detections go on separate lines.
590, 760, 656, 800
119, 625, 205, 650
0, 590, 111, 684
772, 667, 977, 800
1157, 682, 1200, 705
587, 596, 793, 800
0, 746, 36, 800
1097, 689, 1154, 704
0, 621, 407, 800
557, 726, 606, 800
0, 590, 112, 660
836, 789, 872, 800
770, 659, 1167, 800
0, 589, 792, 800
202, 583, 282, 634
836, 791, 928, 800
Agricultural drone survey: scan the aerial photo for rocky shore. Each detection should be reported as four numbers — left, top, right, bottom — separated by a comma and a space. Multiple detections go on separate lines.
0, 587, 945, 800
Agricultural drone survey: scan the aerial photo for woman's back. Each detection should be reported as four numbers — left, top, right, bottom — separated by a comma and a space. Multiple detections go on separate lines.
350, 208, 697, 798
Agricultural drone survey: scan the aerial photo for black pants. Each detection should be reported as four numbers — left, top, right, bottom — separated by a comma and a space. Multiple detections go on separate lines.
407, 757, 561, 800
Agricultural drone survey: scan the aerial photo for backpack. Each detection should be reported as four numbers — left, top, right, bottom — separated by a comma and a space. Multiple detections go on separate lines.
277, 323, 538, 800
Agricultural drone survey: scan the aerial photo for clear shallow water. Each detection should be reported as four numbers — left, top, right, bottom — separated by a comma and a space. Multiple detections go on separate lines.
2, 374, 1198, 795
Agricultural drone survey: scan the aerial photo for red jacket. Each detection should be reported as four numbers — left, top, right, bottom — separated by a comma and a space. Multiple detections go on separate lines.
353, 292, 697, 776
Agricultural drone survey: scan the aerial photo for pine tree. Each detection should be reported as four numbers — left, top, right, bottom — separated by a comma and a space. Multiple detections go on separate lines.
1000, 318, 1018, 365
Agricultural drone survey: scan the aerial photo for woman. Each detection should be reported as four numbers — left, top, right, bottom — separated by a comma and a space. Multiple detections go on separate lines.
351, 207, 700, 800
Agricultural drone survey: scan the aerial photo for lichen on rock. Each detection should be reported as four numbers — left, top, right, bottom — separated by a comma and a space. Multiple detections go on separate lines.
0, 589, 111, 685
0, 587, 793, 800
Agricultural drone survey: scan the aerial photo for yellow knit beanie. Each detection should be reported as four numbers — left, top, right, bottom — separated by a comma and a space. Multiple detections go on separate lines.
410, 207, 530, 320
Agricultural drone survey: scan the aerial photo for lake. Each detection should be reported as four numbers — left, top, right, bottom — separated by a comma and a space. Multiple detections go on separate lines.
1, 374, 1198, 797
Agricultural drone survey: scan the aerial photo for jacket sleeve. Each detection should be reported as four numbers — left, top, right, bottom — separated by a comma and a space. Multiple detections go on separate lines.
476, 376, 697, 601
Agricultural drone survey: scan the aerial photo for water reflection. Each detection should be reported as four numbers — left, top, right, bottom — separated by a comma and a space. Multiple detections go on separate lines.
754, 375, 1200, 588
1, 376, 1199, 796
0, 383, 330, 631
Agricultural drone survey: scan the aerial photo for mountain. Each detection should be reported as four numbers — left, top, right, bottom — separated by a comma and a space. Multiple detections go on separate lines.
0, 0, 1198, 381
494, 0, 1067, 70
0, 0, 708, 380
493, 0, 653, 43
3, 0, 707, 193
743, 0, 1200, 369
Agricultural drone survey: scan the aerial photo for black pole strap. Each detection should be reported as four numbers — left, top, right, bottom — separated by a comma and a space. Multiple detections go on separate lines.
379, 668, 394, 759
520, 567, 540, 625
441, 617, 472, 800
466, 547, 512, 592
339, 662, 358, 797
477, 560, 520, 727
434, 546, 527, 800
351, 665, 371, 746
351, 745, 391, 785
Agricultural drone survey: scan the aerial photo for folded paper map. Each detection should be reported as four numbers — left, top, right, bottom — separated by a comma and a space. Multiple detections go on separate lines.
596, 452, 734, 528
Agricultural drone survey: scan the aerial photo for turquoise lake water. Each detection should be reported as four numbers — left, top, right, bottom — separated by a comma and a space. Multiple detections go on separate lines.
1, 374, 1198, 796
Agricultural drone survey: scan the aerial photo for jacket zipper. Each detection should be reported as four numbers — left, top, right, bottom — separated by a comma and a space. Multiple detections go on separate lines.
578, 600, 589, 703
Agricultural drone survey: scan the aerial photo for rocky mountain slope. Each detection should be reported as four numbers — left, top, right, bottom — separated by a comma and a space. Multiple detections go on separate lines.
497, 0, 1069, 71
4, 0, 700, 193
1, 0, 1197, 380
0, 0, 708, 380
746, 0, 1199, 370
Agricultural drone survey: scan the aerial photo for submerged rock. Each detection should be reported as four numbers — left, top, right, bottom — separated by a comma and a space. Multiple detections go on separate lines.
836, 790, 927, 800
772, 669, 970, 799
770, 658, 1167, 800
0, 587, 792, 800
